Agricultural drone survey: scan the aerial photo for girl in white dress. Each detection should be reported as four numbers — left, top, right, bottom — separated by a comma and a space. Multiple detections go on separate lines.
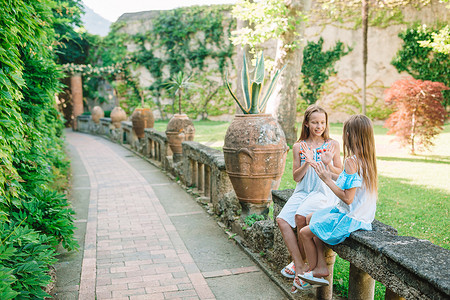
298, 114, 378, 286
276, 105, 342, 292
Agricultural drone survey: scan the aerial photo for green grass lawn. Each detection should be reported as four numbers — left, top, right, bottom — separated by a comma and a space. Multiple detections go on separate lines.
155, 119, 449, 299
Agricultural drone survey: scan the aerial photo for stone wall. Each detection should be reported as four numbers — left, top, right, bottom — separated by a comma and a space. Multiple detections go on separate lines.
111, 0, 449, 122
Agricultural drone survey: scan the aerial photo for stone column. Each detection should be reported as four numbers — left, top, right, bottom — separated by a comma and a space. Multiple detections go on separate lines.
385, 288, 406, 300
71, 73, 83, 130
317, 247, 336, 300
348, 264, 375, 300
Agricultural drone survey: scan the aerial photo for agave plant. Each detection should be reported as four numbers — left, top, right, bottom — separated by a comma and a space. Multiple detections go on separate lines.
226, 52, 284, 114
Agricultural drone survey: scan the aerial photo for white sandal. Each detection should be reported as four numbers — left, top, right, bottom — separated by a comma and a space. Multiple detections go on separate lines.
280, 261, 295, 279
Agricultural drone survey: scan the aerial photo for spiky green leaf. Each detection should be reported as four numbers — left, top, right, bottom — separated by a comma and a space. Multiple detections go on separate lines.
226, 73, 249, 113
254, 52, 265, 84
242, 53, 251, 110
250, 82, 262, 114
260, 65, 285, 112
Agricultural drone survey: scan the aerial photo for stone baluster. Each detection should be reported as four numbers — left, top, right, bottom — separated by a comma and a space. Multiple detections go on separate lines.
348, 264, 375, 300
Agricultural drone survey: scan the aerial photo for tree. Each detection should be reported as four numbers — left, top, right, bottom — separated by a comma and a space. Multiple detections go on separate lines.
392, 24, 450, 107
418, 25, 450, 55
362, 0, 369, 115
313, 0, 442, 113
164, 72, 194, 115
384, 77, 448, 154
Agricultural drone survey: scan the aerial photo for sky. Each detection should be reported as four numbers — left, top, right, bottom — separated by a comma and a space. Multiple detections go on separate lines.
82, 0, 238, 22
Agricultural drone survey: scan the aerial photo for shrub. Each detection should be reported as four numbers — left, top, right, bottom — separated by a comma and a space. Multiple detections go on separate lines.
384, 77, 448, 153
0, 222, 57, 299
300, 38, 351, 104
392, 25, 450, 106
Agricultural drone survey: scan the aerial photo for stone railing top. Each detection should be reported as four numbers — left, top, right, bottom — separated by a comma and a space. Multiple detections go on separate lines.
77, 115, 91, 120
121, 121, 132, 128
272, 189, 450, 299
182, 141, 225, 170
144, 128, 167, 140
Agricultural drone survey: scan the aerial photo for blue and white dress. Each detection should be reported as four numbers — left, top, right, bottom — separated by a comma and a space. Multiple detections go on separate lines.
309, 166, 377, 245
277, 141, 338, 228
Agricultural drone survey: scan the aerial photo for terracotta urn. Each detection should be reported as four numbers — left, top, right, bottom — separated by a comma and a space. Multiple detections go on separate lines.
91, 106, 104, 124
131, 108, 154, 138
223, 114, 288, 215
110, 106, 127, 128
165, 114, 195, 156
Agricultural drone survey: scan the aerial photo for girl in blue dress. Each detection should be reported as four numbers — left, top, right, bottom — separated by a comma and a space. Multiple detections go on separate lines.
276, 105, 342, 292
298, 114, 378, 286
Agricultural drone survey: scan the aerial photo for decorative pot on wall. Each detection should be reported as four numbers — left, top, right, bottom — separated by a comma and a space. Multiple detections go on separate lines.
91, 106, 104, 124
131, 108, 154, 138
165, 114, 195, 156
223, 114, 288, 215
110, 106, 127, 128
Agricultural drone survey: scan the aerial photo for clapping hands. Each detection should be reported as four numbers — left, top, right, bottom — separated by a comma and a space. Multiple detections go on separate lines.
313, 161, 332, 182
320, 143, 335, 166
300, 142, 316, 167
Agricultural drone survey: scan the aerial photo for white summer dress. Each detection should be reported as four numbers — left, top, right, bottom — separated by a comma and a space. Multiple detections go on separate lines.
277, 141, 339, 228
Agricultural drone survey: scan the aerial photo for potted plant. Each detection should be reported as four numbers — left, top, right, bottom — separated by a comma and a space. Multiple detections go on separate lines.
131, 90, 154, 138
164, 72, 195, 161
224, 52, 288, 215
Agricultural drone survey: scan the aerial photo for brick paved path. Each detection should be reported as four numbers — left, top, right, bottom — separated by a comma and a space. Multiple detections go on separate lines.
62, 131, 288, 300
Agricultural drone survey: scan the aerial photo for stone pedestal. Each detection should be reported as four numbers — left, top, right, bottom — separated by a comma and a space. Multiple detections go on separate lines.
348, 264, 375, 300
317, 248, 336, 300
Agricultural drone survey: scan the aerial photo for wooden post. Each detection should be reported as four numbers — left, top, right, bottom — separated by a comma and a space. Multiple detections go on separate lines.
348, 263, 375, 300
71, 73, 83, 130
317, 247, 336, 300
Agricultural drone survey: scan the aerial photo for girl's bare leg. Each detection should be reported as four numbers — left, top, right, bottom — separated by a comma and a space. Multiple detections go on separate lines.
312, 236, 330, 277
276, 218, 308, 275
299, 225, 318, 271
294, 214, 307, 261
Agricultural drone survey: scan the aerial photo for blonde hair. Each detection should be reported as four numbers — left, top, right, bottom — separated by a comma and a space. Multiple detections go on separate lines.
343, 115, 377, 193
297, 105, 330, 142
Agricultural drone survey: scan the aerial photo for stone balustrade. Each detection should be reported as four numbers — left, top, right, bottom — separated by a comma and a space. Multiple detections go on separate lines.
181, 141, 237, 221
271, 190, 450, 300
143, 128, 171, 169
121, 121, 135, 146
74, 118, 450, 300
76, 115, 91, 133
99, 117, 112, 137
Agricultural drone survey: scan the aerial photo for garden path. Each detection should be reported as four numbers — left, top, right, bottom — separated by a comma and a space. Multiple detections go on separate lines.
53, 130, 290, 300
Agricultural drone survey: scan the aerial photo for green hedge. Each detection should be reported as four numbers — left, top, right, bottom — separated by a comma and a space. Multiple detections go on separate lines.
0, 0, 79, 298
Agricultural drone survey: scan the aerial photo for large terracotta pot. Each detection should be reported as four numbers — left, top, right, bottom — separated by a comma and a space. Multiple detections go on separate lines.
131, 108, 154, 138
223, 114, 288, 214
165, 114, 195, 155
91, 106, 104, 124
110, 106, 127, 128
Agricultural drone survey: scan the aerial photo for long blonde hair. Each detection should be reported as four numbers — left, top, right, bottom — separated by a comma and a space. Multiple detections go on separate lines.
343, 115, 377, 193
297, 105, 330, 142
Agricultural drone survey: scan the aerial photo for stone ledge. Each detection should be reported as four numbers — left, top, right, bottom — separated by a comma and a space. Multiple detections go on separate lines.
272, 189, 450, 300
182, 141, 226, 169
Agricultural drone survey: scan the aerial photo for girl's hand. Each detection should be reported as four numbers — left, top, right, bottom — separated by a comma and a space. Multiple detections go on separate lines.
300, 142, 316, 167
313, 161, 332, 182
321, 143, 335, 166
